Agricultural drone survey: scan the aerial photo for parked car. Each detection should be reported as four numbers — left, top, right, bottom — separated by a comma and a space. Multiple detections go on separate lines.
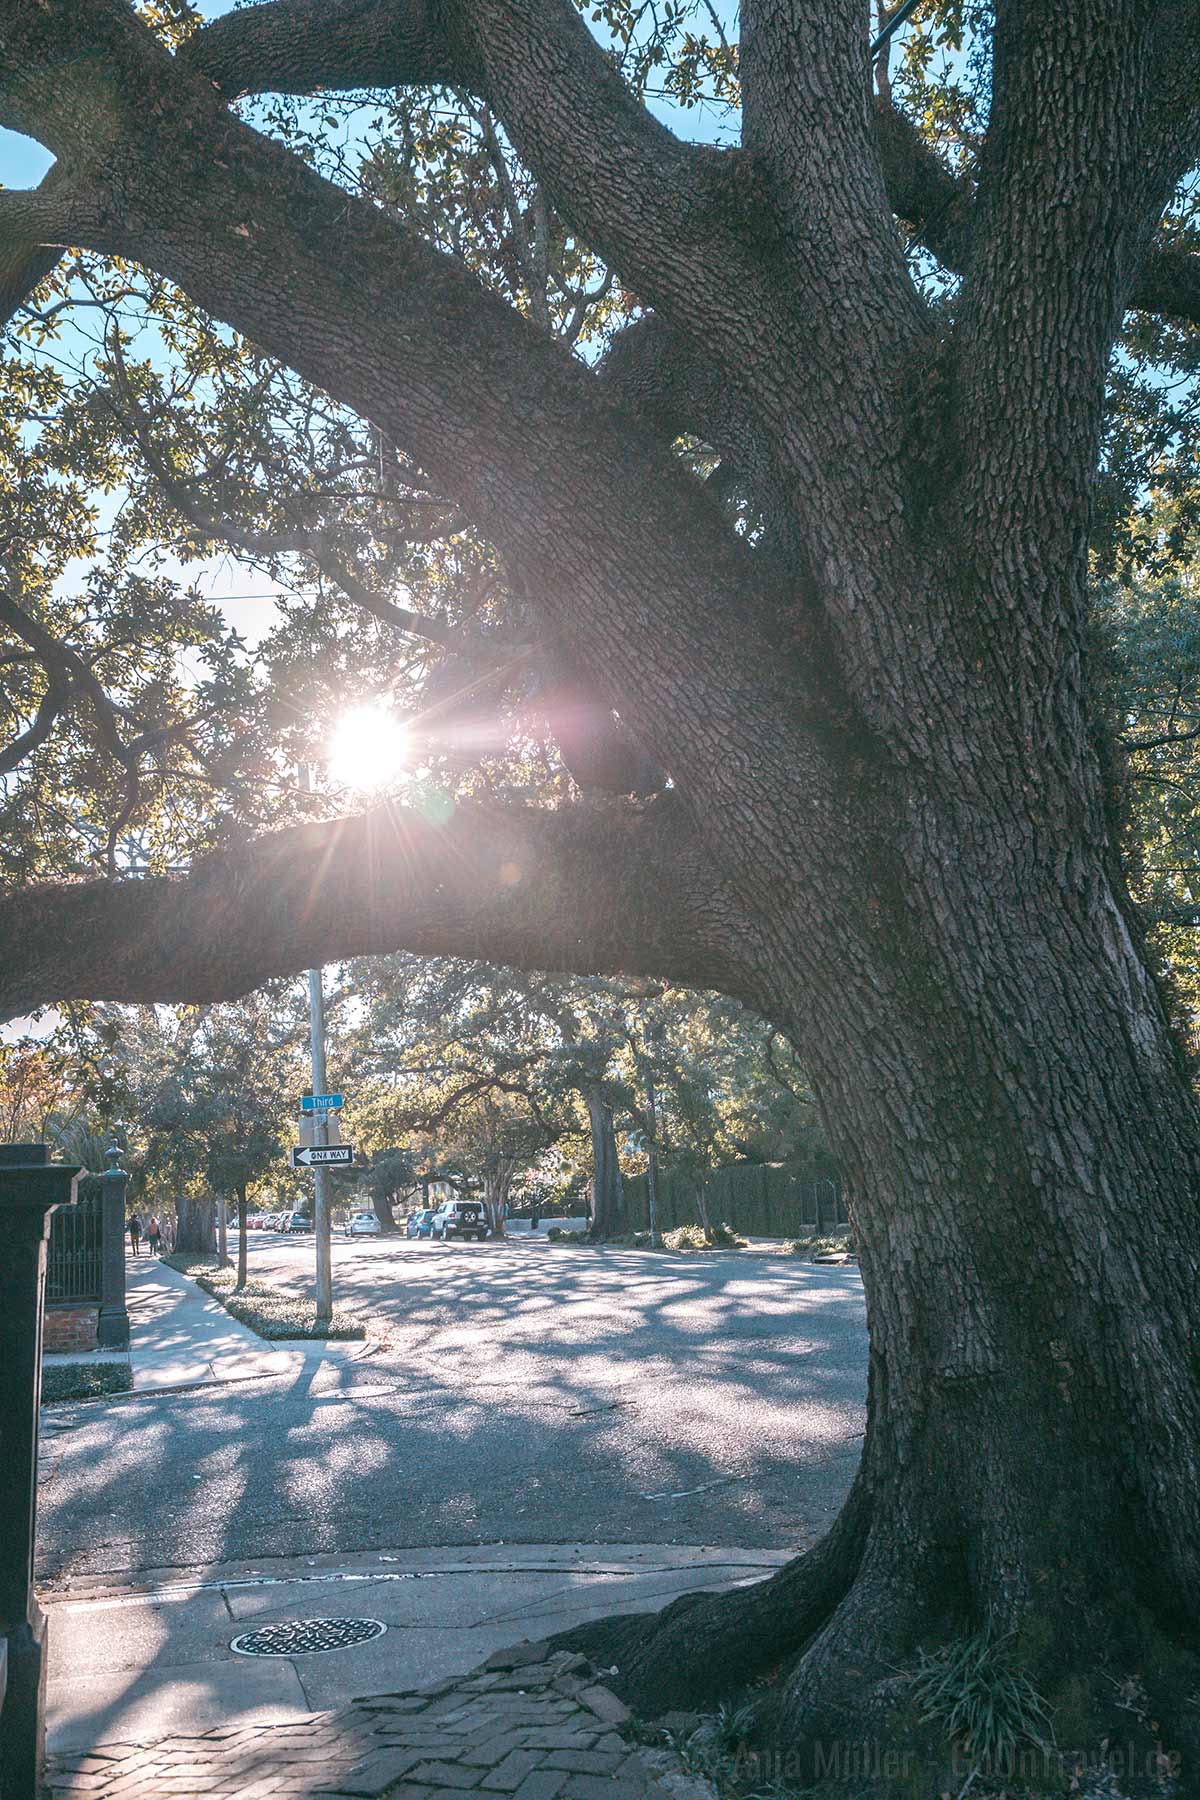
346, 1211, 381, 1237
432, 1198, 488, 1241
405, 1208, 435, 1238
285, 1211, 311, 1233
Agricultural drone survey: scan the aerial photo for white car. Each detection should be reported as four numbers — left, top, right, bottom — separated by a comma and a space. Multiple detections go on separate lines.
431, 1198, 488, 1241
346, 1211, 381, 1237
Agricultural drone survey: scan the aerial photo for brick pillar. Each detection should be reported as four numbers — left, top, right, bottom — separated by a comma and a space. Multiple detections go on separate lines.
0, 1144, 80, 1799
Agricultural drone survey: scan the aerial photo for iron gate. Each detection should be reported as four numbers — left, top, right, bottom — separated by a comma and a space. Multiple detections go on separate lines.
800, 1177, 850, 1231
46, 1175, 103, 1302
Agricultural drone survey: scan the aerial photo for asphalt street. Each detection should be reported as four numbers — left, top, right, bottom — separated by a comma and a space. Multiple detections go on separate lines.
37, 1237, 867, 1589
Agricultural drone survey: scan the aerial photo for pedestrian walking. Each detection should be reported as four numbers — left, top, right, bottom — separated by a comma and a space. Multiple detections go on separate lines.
128, 1212, 142, 1256
147, 1214, 162, 1255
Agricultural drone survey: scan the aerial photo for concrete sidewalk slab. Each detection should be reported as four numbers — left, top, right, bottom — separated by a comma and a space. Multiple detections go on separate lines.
43, 1543, 787, 1751
121, 1254, 375, 1393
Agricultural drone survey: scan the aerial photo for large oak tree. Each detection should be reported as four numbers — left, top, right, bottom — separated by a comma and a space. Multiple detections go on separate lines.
4, 0, 1200, 1774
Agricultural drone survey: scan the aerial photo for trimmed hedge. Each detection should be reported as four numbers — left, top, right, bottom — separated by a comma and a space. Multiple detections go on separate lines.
42, 1362, 132, 1404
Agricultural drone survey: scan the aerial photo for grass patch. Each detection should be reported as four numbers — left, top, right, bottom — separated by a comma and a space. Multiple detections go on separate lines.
908, 1630, 1054, 1773
780, 1233, 856, 1260
163, 1254, 365, 1340
545, 1223, 747, 1250
42, 1361, 132, 1404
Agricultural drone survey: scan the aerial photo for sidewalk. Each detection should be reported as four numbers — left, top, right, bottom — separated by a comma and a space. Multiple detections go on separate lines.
45, 1253, 378, 1395
43, 1542, 785, 1753
46, 1637, 719, 1799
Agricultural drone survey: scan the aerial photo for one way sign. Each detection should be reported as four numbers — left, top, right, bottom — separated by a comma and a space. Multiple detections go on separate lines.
291, 1144, 355, 1169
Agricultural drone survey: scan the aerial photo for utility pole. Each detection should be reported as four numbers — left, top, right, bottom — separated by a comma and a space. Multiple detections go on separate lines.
642, 1019, 661, 1247
299, 765, 333, 1333
308, 960, 333, 1332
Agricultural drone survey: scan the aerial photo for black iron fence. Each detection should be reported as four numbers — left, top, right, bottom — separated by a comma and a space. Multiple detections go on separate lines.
45, 1173, 103, 1302
623, 1163, 850, 1238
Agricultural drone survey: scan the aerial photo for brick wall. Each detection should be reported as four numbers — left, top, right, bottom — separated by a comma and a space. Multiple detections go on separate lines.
43, 1304, 99, 1353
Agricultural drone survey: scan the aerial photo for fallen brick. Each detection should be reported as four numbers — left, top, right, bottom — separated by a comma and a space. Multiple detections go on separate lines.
577, 1688, 631, 1727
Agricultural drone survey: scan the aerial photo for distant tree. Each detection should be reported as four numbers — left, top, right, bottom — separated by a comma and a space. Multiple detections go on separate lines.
431, 1088, 562, 1235
62, 995, 301, 1270
194, 1002, 295, 1287
359, 1146, 416, 1233
346, 955, 824, 1236
0, 1036, 78, 1143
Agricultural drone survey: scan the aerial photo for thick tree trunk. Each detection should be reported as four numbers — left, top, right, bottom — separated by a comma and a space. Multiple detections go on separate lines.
235, 1183, 248, 1290
585, 1087, 623, 1240
371, 1193, 402, 1233
564, 792, 1200, 1775
174, 1192, 214, 1256
482, 1173, 508, 1237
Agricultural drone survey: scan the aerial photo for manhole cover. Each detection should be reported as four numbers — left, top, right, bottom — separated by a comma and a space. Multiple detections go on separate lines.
230, 1617, 387, 1657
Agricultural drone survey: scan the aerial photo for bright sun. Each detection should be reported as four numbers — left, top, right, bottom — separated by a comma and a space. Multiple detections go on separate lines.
327, 704, 410, 792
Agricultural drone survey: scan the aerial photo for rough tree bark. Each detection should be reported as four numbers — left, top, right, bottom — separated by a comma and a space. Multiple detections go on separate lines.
3, 0, 1200, 1775
174, 1192, 214, 1257
585, 1086, 624, 1240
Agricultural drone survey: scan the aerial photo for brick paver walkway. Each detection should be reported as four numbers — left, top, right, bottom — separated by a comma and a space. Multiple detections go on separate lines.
45, 1642, 711, 1800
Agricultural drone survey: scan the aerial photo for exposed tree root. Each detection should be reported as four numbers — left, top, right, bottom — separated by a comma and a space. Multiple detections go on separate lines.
551, 1473, 869, 1712
559, 1471, 1200, 1798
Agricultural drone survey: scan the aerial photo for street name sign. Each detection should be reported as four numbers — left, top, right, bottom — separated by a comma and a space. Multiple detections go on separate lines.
291, 1144, 355, 1169
301, 1094, 344, 1112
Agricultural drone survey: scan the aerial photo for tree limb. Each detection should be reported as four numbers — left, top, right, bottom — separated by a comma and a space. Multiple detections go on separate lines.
956, 0, 1200, 632
182, 0, 467, 97
0, 587, 139, 793
1124, 722, 1200, 752
873, 93, 1200, 329
0, 241, 62, 332
0, 797, 735, 1021
0, 665, 69, 775
182, 0, 722, 324
105, 338, 478, 653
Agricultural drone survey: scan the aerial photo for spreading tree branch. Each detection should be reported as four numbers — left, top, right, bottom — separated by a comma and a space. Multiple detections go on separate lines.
0, 664, 69, 775
105, 337, 478, 654
0, 797, 734, 1021
0, 588, 143, 864
182, 0, 725, 323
